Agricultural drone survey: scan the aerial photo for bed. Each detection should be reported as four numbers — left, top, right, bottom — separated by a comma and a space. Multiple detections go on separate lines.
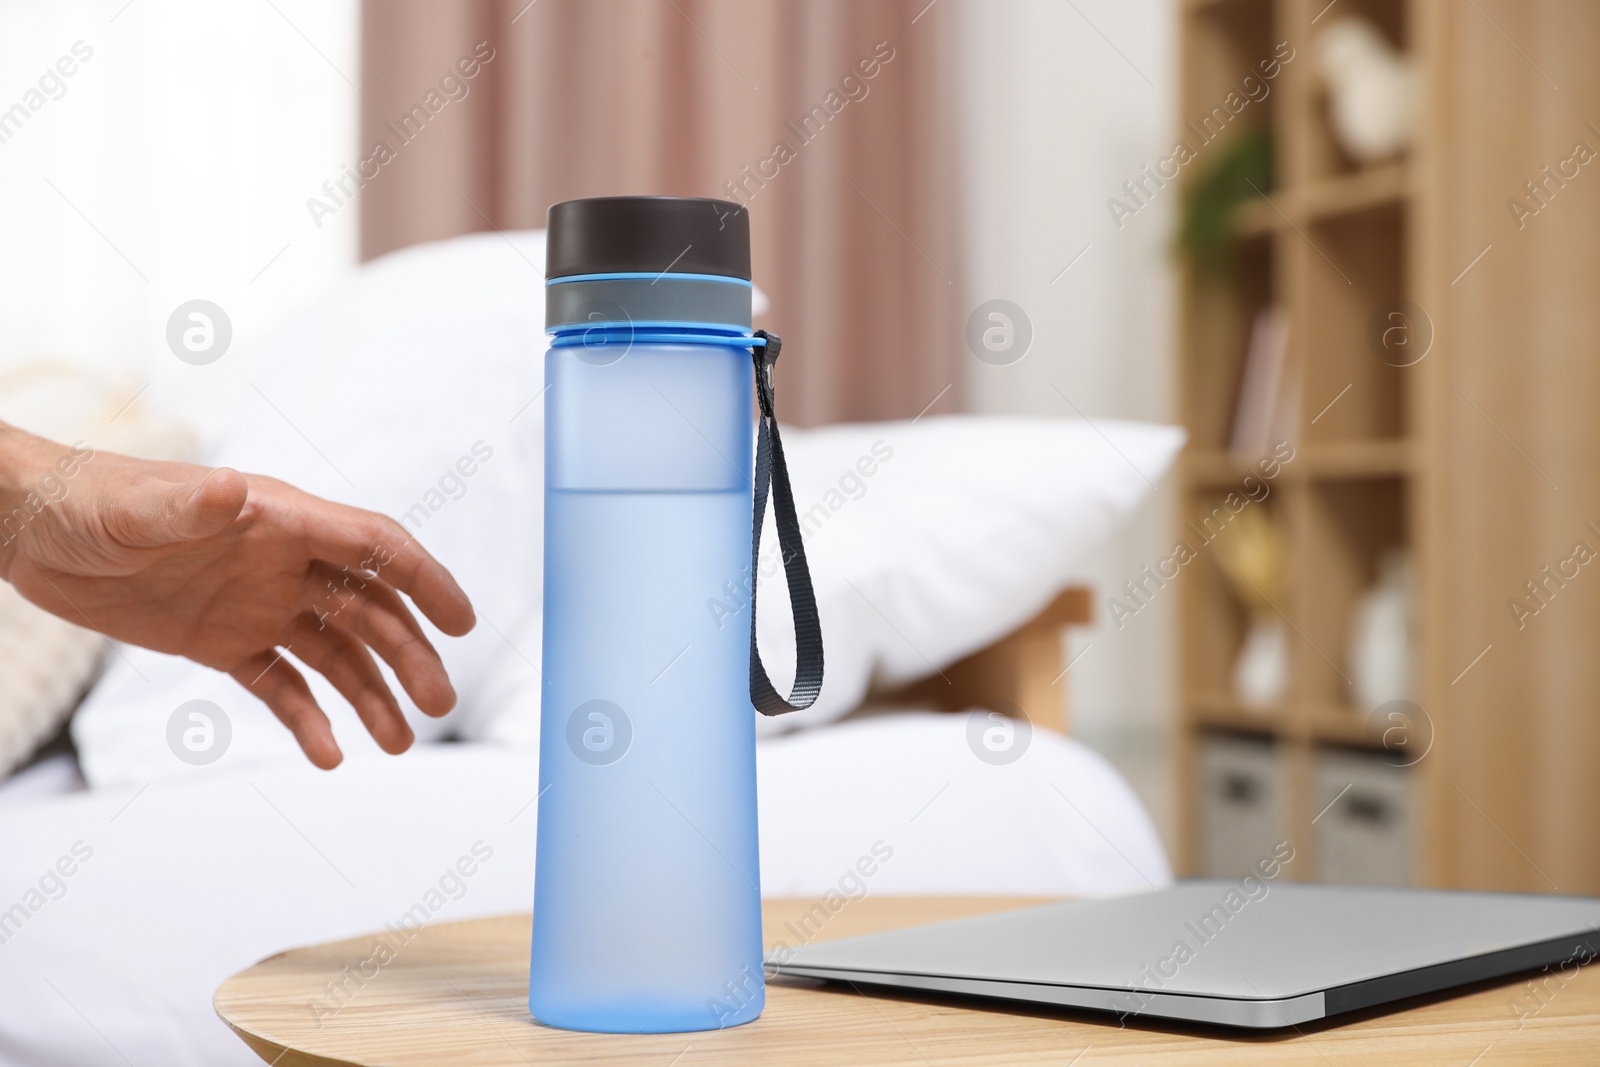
0, 230, 1180, 1066
0, 603, 1169, 1067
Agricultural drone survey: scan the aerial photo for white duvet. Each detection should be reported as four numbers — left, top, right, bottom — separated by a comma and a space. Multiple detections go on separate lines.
0, 715, 1168, 1066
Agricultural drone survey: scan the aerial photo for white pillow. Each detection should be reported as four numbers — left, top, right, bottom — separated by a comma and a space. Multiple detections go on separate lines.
743, 416, 1184, 735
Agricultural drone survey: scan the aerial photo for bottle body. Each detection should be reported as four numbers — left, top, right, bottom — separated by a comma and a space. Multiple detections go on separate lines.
530, 340, 763, 1033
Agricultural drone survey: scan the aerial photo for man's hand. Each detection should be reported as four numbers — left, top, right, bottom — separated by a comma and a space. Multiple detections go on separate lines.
0, 424, 476, 769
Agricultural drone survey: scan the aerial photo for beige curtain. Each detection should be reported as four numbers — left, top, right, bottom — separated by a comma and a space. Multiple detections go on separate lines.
360, 0, 961, 425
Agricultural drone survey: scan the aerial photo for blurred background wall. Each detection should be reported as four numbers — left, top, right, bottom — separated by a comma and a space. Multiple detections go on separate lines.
0, 0, 359, 438
954, 0, 1178, 837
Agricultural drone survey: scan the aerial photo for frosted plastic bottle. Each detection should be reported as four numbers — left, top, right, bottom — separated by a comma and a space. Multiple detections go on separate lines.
530, 197, 766, 1033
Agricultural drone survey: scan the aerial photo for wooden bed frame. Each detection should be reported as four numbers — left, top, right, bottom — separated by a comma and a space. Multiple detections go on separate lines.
872, 587, 1093, 735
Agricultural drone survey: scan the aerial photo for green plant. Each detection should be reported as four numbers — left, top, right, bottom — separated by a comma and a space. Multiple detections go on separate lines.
1175, 129, 1274, 282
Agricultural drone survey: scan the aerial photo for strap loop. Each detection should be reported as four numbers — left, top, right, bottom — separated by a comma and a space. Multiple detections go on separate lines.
748, 329, 824, 715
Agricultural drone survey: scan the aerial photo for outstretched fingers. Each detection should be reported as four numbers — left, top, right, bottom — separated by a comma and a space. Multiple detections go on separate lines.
308, 512, 475, 639
287, 616, 416, 754
307, 561, 456, 716
231, 650, 342, 769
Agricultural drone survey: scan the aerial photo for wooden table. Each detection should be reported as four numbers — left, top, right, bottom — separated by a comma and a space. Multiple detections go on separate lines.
216, 897, 1600, 1065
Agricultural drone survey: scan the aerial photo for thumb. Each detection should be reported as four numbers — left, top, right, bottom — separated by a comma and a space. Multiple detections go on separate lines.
171, 468, 249, 540
128, 468, 249, 546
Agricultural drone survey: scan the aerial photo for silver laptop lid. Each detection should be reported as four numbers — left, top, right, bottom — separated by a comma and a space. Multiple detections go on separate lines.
767, 882, 1600, 1028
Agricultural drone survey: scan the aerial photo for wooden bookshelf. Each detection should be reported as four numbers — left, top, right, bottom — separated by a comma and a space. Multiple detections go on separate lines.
1175, 0, 1600, 892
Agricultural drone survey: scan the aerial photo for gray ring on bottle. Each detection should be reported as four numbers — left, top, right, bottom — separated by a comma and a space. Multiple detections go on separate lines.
546, 276, 751, 330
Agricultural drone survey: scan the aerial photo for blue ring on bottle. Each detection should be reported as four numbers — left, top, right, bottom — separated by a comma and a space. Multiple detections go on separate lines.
546, 271, 753, 287
549, 324, 764, 349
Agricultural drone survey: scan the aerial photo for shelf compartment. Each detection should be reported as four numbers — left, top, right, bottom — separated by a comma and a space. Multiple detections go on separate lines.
1178, 483, 1289, 704
1297, 477, 1410, 713
1184, 0, 1279, 131
1181, 233, 1277, 452
1301, 200, 1412, 443
1298, 0, 1412, 183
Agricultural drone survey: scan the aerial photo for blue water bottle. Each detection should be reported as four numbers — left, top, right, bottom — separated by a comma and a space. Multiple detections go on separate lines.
529, 197, 823, 1033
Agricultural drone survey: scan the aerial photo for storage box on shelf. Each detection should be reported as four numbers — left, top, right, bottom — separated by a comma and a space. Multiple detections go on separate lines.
1197, 732, 1288, 879
1312, 746, 1417, 886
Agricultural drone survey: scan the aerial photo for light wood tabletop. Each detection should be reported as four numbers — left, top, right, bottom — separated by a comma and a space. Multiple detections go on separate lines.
215, 896, 1600, 1065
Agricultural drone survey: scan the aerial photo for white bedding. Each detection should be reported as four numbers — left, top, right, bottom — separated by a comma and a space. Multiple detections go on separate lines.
0, 714, 1168, 1066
